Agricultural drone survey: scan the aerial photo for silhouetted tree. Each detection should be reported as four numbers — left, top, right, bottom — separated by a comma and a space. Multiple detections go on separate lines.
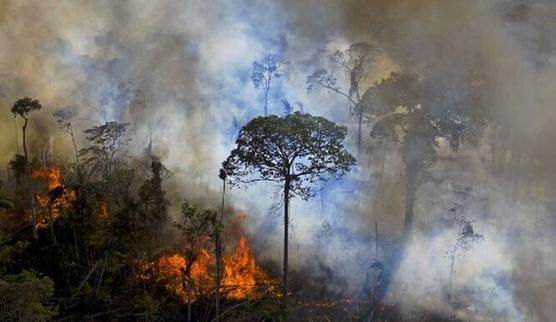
281, 98, 293, 115
365, 72, 485, 246
11, 97, 42, 239
138, 156, 171, 260
307, 42, 381, 156
11, 97, 42, 166
80, 121, 130, 176
53, 107, 80, 165
251, 54, 284, 116
222, 112, 355, 313
214, 168, 227, 321
446, 202, 483, 304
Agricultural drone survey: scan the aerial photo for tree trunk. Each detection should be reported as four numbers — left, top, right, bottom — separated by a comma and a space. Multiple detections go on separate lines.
69, 127, 80, 166
215, 179, 225, 321
357, 110, 363, 158
73, 224, 80, 259
22, 118, 38, 240
448, 246, 457, 304
282, 177, 290, 314
49, 204, 56, 245
375, 221, 378, 258
402, 173, 416, 243
22, 118, 28, 163
264, 85, 269, 116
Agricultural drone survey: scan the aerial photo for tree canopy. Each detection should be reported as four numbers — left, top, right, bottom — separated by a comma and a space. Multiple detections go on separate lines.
11, 97, 42, 119
251, 54, 284, 116
364, 72, 485, 182
222, 112, 355, 199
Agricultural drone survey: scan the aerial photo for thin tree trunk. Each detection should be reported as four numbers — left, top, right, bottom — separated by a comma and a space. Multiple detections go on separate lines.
49, 204, 56, 245
264, 85, 269, 116
375, 221, 378, 258
22, 118, 28, 162
215, 178, 225, 321
69, 127, 80, 165
73, 224, 79, 259
448, 246, 457, 304
403, 174, 416, 243
357, 111, 363, 158
371, 141, 388, 257
22, 118, 38, 240
282, 177, 290, 314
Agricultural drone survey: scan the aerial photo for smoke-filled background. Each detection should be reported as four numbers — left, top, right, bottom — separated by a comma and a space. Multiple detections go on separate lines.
0, 1, 554, 321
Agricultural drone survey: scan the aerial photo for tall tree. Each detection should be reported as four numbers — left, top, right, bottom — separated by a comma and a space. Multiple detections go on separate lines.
53, 107, 80, 165
11, 97, 42, 239
251, 54, 284, 116
307, 42, 381, 156
214, 168, 227, 321
138, 156, 171, 259
222, 112, 355, 312
80, 121, 130, 176
364, 72, 484, 247
446, 202, 483, 304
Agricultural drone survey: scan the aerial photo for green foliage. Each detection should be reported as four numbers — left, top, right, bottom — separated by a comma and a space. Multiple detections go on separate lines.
0, 196, 14, 209
139, 157, 171, 229
134, 291, 160, 316
176, 201, 217, 245
0, 181, 13, 210
0, 232, 29, 275
0, 270, 58, 322
223, 112, 355, 199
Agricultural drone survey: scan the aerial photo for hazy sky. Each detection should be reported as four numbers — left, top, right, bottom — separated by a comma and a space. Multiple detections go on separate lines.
0, 1, 554, 320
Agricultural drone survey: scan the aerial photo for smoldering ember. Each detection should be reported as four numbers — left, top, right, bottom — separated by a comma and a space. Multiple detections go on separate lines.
0, 1, 554, 322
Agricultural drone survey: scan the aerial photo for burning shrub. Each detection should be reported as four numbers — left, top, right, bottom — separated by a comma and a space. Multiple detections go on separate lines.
141, 234, 277, 304
32, 166, 76, 228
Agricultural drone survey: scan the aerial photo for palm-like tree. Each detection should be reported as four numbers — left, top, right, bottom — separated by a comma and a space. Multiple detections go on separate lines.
11, 97, 42, 239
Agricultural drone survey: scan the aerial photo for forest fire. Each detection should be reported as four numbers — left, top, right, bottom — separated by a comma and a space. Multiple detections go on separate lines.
146, 234, 277, 304
3, 2, 554, 320
32, 166, 75, 227
222, 235, 276, 299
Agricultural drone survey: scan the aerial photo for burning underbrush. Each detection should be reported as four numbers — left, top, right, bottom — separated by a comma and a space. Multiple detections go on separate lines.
32, 166, 76, 229
141, 233, 278, 304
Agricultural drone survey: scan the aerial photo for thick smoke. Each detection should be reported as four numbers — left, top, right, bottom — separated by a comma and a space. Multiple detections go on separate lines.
0, 1, 554, 321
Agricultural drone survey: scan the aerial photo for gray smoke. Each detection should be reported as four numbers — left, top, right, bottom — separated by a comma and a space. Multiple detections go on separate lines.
0, 1, 554, 321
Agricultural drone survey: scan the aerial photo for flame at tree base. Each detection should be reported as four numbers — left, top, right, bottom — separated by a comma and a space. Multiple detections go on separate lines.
144, 235, 278, 303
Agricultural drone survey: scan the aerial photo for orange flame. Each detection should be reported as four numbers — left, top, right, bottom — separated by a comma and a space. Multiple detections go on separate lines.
32, 167, 75, 227
143, 234, 277, 303
153, 249, 214, 303
222, 235, 275, 299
